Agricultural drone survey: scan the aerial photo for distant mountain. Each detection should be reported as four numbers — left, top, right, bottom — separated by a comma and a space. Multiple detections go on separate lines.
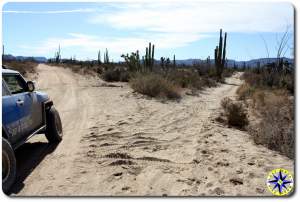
3, 54, 294, 68
227, 58, 294, 68
173, 57, 294, 68
3, 54, 47, 63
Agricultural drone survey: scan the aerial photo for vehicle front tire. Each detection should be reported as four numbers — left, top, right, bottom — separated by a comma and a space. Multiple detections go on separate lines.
45, 107, 63, 143
2, 138, 16, 194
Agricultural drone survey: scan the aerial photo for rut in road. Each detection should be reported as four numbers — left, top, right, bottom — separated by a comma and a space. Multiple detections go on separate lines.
15, 64, 293, 196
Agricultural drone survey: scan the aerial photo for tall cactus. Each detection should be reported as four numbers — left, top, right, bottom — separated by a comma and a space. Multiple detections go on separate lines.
160, 57, 165, 68
136, 50, 140, 62
214, 29, 227, 79
148, 43, 151, 67
106, 48, 109, 64
55, 45, 61, 64
136, 50, 140, 71
2, 45, 4, 62
145, 47, 148, 67
121, 42, 155, 72
207, 56, 211, 67
104, 48, 110, 64
151, 43, 155, 68
142, 56, 145, 69
173, 54, 176, 68
144, 42, 155, 71
97, 50, 101, 65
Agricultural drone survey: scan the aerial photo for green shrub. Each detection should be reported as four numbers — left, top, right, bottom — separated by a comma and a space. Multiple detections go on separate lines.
130, 73, 181, 99
243, 69, 294, 94
102, 67, 130, 82
166, 69, 217, 90
221, 97, 248, 128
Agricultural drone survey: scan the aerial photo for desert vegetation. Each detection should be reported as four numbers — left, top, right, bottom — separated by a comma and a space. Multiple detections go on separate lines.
2, 0, 295, 196
3, 25, 295, 195
3, 27, 294, 156
3, 28, 294, 158
47, 29, 234, 99
2, 59, 38, 76
220, 97, 248, 129
212, 26, 295, 159
236, 58, 294, 158
130, 73, 181, 99
2, 45, 38, 76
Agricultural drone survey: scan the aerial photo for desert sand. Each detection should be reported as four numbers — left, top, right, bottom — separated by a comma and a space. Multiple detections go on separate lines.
10, 64, 294, 196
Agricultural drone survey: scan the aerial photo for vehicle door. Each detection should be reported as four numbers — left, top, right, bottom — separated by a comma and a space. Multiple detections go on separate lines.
2, 79, 21, 144
2, 73, 43, 141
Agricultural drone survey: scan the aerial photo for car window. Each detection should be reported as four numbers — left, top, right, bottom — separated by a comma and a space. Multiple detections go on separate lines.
2, 81, 10, 96
2, 74, 27, 94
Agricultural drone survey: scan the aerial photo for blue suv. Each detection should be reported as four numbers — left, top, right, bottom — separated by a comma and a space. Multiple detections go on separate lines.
2, 66, 63, 193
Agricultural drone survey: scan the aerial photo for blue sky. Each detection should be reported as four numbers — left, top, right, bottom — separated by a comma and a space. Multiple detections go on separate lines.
2, 1, 294, 61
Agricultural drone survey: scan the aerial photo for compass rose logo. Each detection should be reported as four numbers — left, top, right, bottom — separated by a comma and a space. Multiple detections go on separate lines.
266, 168, 293, 196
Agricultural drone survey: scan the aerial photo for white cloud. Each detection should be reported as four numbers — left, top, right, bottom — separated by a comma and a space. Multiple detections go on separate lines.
19, 32, 210, 59
90, 1, 293, 33
2, 8, 96, 14
17, 1, 294, 59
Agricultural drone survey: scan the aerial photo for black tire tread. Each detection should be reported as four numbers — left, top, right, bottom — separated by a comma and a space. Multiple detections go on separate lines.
2, 138, 16, 194
45, 107, 63, 143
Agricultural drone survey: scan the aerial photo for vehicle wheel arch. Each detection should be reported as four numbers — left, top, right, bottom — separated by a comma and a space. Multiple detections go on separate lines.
44, 100, 54, 112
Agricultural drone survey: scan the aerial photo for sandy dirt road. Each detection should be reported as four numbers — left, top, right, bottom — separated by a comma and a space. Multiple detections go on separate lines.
10, 64, 293, 196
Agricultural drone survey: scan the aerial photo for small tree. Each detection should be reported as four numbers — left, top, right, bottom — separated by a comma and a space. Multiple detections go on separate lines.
121, 50, 141, 72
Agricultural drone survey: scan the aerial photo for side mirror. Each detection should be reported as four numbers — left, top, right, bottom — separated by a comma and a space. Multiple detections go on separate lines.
27, 81, 35, 92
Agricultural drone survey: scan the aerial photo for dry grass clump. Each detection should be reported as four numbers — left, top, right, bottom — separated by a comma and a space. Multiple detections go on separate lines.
49, 63, 102, 76
101, 67, 130, 82
166, 69, 217, 90
242, 69, 294, 94
3, 60, 38, 76
239, 67, 294, 159
249, 90, 294, 158
236, 83, 255, 100
130, 73, 181, 99
221, 68, 235, 78
220, 97, 248, 129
